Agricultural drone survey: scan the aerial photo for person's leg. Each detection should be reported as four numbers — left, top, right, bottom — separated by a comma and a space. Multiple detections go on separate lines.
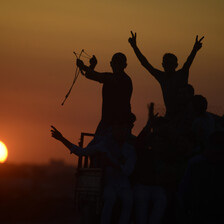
118, 187, 133, 224
149, 186, 167, 224
101, 185, 117, 224
133, 184, 151, 224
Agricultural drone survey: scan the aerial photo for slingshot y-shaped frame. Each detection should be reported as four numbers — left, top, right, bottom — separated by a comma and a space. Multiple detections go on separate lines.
61, 50, 91, 106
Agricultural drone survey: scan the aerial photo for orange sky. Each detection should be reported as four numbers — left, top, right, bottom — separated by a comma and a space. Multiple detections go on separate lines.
0, 0, 224, 165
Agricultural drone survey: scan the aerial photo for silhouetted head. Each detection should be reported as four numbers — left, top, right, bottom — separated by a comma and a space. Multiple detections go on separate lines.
193, 95, 208, 116
110, 52, 127, 72
162, 53, 178, 73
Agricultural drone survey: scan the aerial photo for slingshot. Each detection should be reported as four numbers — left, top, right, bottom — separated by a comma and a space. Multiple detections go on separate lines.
61, 50, 91, 106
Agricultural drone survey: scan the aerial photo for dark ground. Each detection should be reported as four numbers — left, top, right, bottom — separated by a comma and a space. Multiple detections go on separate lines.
0, 161, 77, 224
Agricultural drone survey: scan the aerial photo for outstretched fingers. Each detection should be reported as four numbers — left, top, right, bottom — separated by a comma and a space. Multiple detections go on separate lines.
199, 36, 204, 42
131, 31, 136, 39
51, 125, 58, 132
196, 35, 204, 43
51, 126, 59, 136
129, 31, 137, 47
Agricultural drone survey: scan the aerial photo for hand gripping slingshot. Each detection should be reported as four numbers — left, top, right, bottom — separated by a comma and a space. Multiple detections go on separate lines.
61, 50, 91, 106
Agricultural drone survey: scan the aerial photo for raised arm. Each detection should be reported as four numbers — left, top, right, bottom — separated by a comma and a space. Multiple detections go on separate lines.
128, 31, 162, 80
76, 56, 114, 83
50, 125, 103, 156
182, 35, 204, 70
136, 103, 158, 148
51, 126, 74, 150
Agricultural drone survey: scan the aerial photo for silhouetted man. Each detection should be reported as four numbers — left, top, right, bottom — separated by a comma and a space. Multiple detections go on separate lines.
50, 122, 136, 224
192, 95, 215, 152
132, 103, 167, 224
129, 31, 204, 118
77, 53, 133, 136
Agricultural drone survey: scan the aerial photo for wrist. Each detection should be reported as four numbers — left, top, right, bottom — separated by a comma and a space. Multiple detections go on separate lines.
89, 64, 96, 70
192, 46, 198, 52
79, 64, 88, 72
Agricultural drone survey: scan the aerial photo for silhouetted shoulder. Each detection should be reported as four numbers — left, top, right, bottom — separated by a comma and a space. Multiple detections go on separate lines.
149, 69, 164, 83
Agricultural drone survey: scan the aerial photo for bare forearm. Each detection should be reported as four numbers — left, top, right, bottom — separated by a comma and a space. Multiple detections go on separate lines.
184, 48, 197, 69
79, 63, 102, 82
131, 45, 160, 78
57, 135, 100, 156
132, 45, 151, 67
56, 135, 74, 152
129, 31, 151, 68
84, 67, 102, 81
183, 35, 204, 69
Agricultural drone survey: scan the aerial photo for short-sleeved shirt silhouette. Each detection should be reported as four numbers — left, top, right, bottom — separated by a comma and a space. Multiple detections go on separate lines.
152, 68, 189, 116
85, 71, 133, 125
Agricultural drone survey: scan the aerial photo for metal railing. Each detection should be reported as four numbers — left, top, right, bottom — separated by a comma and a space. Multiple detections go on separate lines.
77, 132, 95, 168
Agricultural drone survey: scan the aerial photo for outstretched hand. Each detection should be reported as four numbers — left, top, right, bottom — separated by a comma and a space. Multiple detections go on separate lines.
128, 31, 137, 47
89, 55, 97, 69
51, 125, 63, 141
193, 35, 204, 51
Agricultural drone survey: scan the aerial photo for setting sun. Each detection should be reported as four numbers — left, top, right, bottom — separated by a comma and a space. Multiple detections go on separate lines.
0, 141, 8, 163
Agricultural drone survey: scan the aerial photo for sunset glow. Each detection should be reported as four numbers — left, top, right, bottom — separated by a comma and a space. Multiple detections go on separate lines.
0, 141, 8, 163
0, 0, 223, 164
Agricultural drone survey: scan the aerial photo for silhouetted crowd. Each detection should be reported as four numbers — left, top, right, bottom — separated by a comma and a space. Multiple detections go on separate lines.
51, 32, 224, 224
